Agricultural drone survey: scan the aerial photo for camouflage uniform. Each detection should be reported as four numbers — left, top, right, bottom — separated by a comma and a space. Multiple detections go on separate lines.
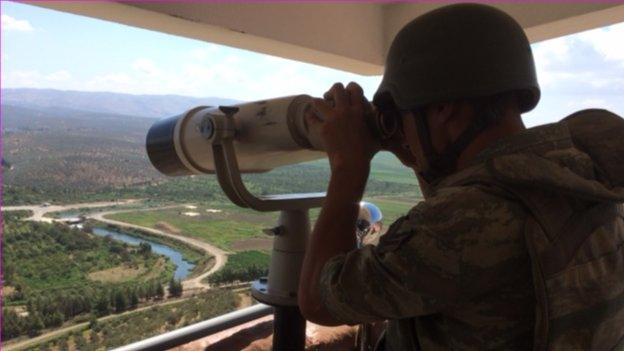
319, 110, 624, 350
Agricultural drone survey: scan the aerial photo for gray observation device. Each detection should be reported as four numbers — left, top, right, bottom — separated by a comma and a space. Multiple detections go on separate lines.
146, 95, 397, 176
146, 95, 397, 351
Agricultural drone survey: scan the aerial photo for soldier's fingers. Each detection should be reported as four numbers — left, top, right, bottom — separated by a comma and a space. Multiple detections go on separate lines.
312, 98, 333, 121
323, 90, 334, 105
346, 82, 364, 106
305, 105, 324, 125
326, 82, 348, 108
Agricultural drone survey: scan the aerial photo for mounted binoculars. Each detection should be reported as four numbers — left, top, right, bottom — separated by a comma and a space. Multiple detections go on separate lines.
146, 95, 399, 176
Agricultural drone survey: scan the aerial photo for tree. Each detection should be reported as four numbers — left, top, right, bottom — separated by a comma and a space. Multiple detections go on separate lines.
2, 308, 24, 340
88, 314, 99, 330
138, 242, 152, 256
168, 278, 183, 298
114, 290, 127, 313
94, 294, 109, 316
27, 313, 45, 337
156, 282, 165, 300
129, 288, 139, 308
46, 311, 64, 328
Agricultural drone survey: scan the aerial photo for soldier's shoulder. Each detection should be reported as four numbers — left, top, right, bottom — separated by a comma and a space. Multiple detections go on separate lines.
379, 185, 527, 252
411, 184, 524, 225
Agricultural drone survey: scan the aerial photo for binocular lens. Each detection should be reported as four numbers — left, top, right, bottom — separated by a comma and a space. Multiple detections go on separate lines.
146, 114, 193, 176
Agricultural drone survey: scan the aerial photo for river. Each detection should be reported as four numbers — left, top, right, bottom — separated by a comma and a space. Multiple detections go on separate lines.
92, 227, 195, 280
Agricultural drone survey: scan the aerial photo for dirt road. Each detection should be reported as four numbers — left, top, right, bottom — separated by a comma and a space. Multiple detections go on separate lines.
87, 209, 228, 290
3, 201, 229, 290
2, 298, 189, 351
2, 199, 140, 222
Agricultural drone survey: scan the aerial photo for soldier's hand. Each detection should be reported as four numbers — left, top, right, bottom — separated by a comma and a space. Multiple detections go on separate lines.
306, 82, 380, 174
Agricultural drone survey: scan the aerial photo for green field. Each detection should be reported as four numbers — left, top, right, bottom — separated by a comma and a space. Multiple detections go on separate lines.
106, 206, 274, 250
367, 195, 420, 224
105, 193, 420, 251
207, 250, 271, 285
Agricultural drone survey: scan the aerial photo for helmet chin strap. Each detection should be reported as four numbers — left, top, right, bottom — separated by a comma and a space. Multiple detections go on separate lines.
414, 107, 498, 184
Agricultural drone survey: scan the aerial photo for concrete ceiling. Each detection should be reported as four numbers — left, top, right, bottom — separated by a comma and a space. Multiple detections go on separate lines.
32, 2, 624, 75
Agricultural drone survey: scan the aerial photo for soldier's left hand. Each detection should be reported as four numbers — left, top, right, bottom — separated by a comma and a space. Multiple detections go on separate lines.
306, 82, 380, 173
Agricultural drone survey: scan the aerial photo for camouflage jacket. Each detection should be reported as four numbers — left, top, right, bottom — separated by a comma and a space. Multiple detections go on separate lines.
319, 109, 624, 350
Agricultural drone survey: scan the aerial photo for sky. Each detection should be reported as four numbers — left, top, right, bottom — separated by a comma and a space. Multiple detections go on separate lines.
1, 1, 623, 128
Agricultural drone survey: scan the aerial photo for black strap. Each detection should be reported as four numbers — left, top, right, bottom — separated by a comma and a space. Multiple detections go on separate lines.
417, 107, 496, 183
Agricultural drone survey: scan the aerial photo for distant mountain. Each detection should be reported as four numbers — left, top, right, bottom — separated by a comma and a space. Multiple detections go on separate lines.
1, 88, 241, 119
1, 90, 416, 204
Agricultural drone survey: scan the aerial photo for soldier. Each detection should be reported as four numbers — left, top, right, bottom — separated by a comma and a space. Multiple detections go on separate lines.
299, 3, 624, 351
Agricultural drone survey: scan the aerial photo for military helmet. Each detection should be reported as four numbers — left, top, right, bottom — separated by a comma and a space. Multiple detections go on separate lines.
373, 3, 540, 112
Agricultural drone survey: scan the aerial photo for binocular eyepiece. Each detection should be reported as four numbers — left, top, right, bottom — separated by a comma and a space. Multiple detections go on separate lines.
146, 95, 398, 176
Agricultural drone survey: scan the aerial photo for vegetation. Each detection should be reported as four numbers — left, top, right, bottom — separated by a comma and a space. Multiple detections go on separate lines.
23, 289, 238, 351
207, 251, 270, 285
1, 217, 173, 340
168, 278, 184, 298
94, 222, 210, 267
1, 96, 423, 345
3, 103, 418, 206
106, 207, 273, 250
367, 195, 420, 223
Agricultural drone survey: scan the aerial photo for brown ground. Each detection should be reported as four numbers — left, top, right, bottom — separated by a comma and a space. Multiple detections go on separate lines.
3, 285, 16, 297
236, 292, 254, 309
155, 221, 182, 235
170, 316, 360, 351
231, 238, 273, 251
88, 264, 147, 283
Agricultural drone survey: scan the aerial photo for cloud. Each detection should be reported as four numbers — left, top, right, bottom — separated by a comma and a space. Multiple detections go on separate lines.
1, 14, 34, 32
1, 70, 73, 87
46, 70, 71, 82
85, 73, 134, 90
188, 46, 220, 61
578, 23, 624, 65
132, 58, 160, 77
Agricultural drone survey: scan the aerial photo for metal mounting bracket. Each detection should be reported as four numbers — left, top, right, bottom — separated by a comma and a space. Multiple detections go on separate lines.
208, 109, 325, 351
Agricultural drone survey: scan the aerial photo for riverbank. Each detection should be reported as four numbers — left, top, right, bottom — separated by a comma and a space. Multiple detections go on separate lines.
89, 220, 213, 278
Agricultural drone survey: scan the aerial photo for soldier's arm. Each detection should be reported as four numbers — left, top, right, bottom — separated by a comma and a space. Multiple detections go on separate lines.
298, 168, 368, 326
315, 186, 528, 325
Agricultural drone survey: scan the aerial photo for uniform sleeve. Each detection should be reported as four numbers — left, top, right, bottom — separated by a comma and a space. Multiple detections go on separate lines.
318, 185, 528, 325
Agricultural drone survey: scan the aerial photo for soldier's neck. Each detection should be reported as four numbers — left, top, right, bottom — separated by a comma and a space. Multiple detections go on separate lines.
456, 114, 526, 170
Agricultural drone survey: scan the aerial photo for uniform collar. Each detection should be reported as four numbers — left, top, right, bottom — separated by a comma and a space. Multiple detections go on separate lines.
470, 122, 573, 166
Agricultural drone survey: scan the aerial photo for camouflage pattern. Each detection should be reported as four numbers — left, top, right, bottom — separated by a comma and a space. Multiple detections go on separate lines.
319, 109, 624, 350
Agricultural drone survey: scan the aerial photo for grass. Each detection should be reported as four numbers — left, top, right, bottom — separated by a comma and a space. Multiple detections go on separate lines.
206, 250, 270, 285
219, 250, 270, 271
87, 258, 168, 284
105, 193, 421, 251
366, 195, 421, 224
106, 206, 274, 250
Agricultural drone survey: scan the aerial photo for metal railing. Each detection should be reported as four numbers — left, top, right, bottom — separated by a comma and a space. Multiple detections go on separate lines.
112, 303, 274, 351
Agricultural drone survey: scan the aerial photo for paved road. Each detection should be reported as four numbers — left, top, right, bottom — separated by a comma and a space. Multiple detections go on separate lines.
88, 209, 229, 290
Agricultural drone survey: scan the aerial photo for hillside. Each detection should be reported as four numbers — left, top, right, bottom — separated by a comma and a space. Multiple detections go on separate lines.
1, 88, 240, 119
1, 89, 418, 205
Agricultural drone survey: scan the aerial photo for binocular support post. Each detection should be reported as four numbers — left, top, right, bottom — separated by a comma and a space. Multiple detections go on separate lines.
210, 112, 324, 351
